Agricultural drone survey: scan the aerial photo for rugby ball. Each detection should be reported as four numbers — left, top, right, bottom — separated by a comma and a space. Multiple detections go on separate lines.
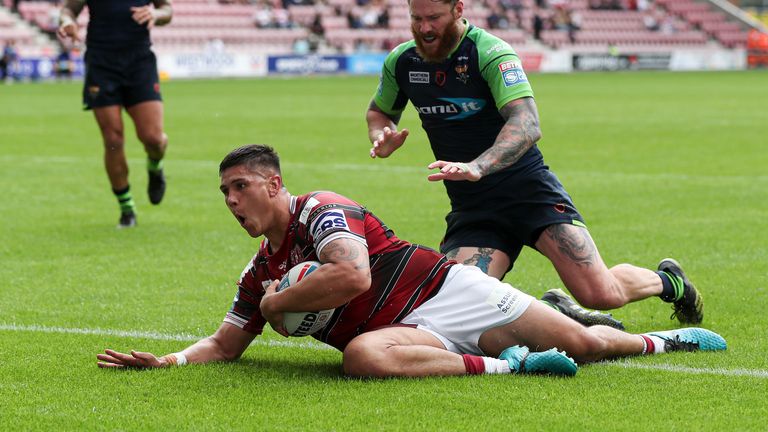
276, 261, 335, 337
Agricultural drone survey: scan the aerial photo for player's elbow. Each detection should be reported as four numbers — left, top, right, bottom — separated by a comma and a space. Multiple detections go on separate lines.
329, 262, 371, 298
529, 125, 542, 145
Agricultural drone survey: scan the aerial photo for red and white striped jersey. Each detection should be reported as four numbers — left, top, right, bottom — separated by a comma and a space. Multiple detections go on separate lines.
224, 191, 453, 351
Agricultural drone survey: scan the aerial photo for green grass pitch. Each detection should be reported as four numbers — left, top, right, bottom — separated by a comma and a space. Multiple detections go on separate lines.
1, 71, 767, 430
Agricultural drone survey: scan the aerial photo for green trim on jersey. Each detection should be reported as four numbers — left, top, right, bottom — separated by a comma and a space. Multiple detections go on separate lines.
467, 27, 534, 110
374, 41, 416, 116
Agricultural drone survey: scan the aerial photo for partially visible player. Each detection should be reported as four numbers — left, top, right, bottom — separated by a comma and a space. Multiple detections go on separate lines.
58, 0, 173, 228
96, 145, 726, 378
365, 0, 703, 329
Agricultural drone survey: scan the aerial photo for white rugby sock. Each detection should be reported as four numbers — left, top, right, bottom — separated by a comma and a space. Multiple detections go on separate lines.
482, 356, 512, 374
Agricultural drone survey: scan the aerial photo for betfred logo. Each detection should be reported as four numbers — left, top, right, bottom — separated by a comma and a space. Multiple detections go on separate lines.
498, 61, 520, 72
498, 61, 528, 87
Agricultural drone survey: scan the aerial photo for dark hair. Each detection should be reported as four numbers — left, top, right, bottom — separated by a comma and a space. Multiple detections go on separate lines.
219, 144, 281, 176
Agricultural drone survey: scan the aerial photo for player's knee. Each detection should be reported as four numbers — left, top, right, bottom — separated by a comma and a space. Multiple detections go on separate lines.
101, 130, 124, 150
342, 335, 392, 378
566, 330, 609, 363
570, 281, 626, 310
138, 129, 165, 150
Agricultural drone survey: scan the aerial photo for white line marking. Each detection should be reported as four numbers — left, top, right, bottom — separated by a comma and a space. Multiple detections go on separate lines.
3, 323, 765, 377
0, 323, 333, 350
602, 360, 768, 378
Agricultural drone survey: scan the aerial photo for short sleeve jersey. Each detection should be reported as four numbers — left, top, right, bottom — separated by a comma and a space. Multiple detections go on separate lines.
225, 191, 453, 351
373, 21, 546, 201
85, 0, 153, 50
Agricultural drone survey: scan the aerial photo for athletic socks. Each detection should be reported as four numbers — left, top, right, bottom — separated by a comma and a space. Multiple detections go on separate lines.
639, 334, 665, 354
147, 157, 163, 173
657, 271, 683, 302
113, 185, 135, 214
462, 354, 512, 375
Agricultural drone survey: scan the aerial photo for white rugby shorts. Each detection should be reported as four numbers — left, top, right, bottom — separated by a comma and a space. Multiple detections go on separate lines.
401, 264, 534, 355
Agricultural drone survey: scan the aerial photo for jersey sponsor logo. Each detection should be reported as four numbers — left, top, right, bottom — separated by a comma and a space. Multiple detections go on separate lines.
310, 210, 349, 239
409, 71, 430, 84
299, 197, 320, 224
498, 61, 528, 87
415, 98, 486, 120
485, 42, 507, 55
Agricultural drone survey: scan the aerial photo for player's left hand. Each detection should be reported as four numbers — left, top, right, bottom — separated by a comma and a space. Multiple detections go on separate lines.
427, 161, 482, 182
260, 280, 289, 337
96, 349, 164, 369
130, 5, 156, 28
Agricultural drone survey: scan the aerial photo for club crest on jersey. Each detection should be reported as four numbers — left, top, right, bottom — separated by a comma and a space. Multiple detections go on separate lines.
310, 210, 349, 239
409, 71, 430, 84
498, 61, 528, 87
455, 64, 469, 84
435, 71, 446, 87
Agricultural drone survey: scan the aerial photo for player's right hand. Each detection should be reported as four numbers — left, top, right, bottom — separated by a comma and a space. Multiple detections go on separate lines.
370, 127, 409, 158
57, 22, 79, 42
97, 349, 163, 369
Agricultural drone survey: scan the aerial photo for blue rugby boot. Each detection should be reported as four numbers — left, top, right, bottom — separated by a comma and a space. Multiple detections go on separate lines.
646, 328, 726, 352
499, 345, 578, 376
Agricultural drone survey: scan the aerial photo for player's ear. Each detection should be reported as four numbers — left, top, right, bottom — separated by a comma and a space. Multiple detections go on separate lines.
267, 175, 282, 197
453, 0, 464, 18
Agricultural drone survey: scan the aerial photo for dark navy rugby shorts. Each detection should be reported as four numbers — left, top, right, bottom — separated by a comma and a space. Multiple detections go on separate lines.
82, 47, 162, 110
439, 168, 585, 271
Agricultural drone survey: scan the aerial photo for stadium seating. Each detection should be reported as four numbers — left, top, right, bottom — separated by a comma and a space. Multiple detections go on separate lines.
1, 0, 760, 55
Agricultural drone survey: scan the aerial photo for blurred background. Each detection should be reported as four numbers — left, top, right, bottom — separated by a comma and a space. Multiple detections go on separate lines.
1, 0, 767, 80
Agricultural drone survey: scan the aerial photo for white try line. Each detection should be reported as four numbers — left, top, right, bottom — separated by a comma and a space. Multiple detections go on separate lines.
3, 323, 766, 378
0, 323, 333, 351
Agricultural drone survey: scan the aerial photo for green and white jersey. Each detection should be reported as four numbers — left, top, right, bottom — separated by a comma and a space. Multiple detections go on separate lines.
373, 21, 545, 200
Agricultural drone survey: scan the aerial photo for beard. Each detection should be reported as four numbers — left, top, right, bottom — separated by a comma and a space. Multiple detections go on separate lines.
412, 16, 463, 63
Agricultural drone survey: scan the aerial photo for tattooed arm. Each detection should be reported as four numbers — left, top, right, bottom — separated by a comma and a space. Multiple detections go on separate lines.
427, 97, 542, 182
260, 238, 371, 320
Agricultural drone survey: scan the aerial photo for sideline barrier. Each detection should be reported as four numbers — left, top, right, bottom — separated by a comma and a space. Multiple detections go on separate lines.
7, 48, 748, 81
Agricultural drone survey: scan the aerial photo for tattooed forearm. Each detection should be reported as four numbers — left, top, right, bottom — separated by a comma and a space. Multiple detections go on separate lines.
545, 225, 596, 267
472, 97, 542, 178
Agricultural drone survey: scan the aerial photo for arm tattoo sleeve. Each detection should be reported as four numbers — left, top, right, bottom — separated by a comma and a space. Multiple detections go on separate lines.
319, 239, 369, 271
472, 97, 542, 178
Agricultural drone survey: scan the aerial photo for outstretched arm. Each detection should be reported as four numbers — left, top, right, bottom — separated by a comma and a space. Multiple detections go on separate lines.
96, 322, 255, 369
366, 100, 409, 159
427, 97, 542, 182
